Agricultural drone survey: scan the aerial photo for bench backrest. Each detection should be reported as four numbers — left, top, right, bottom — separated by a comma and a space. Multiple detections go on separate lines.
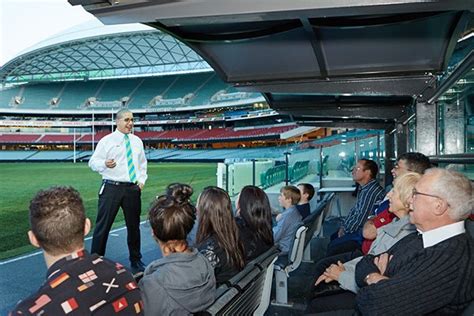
287, 225, 308, 273
303, 192, 335, 246
197, 246, 280, 315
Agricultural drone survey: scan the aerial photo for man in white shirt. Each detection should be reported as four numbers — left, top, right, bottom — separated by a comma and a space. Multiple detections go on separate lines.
89, 109, 148, 273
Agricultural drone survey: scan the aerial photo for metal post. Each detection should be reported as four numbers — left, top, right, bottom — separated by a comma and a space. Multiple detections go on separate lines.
376, 132, 381, 182
252, 159, 256, 186
284, 152, 290, 185
319, 146, 323, 195
73, 128, 76, 164
416, 101, 437, 155
385, 128, 396, 187
376, 132, 381, 165
225, 163, 229, 193
111, 110, 114, 132
91, 111, 95, 151
354, 136, 358, 161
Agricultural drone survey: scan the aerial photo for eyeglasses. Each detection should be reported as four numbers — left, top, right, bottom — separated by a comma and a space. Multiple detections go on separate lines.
352, 166, 363, 171
411, 188, 442, 200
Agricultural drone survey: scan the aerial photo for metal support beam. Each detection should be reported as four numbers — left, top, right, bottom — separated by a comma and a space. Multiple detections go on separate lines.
395, 122, 408, 157
415, 101, 438, 156
301, 19, 328, 78
428, 50, 474, 104
442, 97, 465, 154
428, 153, 474, 164
241, 75, 435, 97
384, 129, 396, 187
294, 120, 395, 130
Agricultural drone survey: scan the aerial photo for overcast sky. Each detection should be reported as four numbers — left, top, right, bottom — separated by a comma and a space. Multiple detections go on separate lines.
0, 0, 95, 66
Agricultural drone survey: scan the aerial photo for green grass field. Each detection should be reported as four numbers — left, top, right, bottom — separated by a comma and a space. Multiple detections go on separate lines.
0, 162, 217, 260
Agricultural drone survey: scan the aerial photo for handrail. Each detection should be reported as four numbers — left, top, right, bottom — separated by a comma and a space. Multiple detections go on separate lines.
427, 50, 474, 104
428, 153, 474, 164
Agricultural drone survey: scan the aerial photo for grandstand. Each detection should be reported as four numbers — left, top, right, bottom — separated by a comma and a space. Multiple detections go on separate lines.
0, 20, 331, 164
0, 74, 261, 111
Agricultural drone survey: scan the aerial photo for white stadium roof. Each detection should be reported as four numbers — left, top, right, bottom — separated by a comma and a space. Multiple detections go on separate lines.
0, 20, 212, 83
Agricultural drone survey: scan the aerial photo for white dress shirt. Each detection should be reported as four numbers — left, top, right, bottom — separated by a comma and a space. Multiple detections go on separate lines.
421, 221, 466, 248
89, 130, 148, 184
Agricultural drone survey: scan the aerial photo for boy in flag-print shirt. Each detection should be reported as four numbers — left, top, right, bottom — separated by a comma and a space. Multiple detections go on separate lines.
10, 187, 142, 315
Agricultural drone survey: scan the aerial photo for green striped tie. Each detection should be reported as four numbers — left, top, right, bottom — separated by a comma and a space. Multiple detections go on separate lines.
124, 134, 137, 183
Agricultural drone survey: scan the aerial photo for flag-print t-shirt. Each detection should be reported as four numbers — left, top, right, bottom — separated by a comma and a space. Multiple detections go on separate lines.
10, 250, 143, 315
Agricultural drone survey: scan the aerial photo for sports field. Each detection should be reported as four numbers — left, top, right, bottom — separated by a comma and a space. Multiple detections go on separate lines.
0, 162, 217, 260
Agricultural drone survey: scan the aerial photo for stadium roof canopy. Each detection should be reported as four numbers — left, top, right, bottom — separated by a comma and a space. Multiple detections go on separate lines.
0, 20, 212, 84
71, 0, 473, 130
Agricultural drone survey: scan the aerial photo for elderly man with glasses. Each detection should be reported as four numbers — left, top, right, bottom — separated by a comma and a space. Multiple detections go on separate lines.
354, 168, 473, 315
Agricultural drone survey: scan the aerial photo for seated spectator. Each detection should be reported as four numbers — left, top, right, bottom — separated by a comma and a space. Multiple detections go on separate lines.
361, 152, 430, 253
327, 159, 385, 256
355, 168, 473, 314
10, 186, 142, 315
165, 183, 198, 246
273, 185, 303, 256
235, 185, 274, 262
296, 183, 315, 219
307, 172, 420, 313
196, 186, 245, 286
139, 183, 215, 315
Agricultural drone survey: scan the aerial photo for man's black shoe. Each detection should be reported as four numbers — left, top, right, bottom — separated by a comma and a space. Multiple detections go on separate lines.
130, 260, 146, 274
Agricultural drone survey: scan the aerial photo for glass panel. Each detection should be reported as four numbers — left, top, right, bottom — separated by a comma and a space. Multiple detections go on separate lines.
437, 68, 472, 154
436, 163, 474, 180
219, 129, 386, 194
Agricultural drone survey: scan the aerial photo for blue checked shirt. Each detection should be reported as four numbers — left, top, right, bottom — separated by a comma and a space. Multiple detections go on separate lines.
342, 179, 385, 234
273, 206, 303, 255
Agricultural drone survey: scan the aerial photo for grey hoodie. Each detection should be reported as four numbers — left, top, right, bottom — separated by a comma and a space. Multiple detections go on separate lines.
139, 248, 216, 315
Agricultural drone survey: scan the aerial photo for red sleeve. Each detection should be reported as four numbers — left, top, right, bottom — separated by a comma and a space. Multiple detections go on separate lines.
361, 239, 373, 254
361, 208, 396, 255
373, 209, 395, 228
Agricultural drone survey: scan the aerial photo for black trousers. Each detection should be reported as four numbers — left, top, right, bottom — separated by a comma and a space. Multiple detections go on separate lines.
91, 182, 142, 262
326, 231, 362, 256
306, 250, 362, 314
306, 292, 356, 314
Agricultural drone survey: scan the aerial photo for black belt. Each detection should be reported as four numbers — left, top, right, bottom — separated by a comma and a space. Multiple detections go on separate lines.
103, 180, 136, 186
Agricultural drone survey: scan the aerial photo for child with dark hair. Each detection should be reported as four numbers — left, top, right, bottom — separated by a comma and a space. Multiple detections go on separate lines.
236, 185, 274, 262
139, 183, 216, 315
196, 186, 245, 286
296, 183, 316, 219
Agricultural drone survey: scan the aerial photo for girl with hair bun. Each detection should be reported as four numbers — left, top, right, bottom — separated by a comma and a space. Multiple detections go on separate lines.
139, 183, 216, 315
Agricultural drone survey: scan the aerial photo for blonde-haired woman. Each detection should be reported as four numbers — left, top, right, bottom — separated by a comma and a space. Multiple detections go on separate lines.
308, 172, 421, 313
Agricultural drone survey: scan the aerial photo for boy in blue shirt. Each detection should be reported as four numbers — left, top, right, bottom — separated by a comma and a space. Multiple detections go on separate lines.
273, 185, 303, 255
